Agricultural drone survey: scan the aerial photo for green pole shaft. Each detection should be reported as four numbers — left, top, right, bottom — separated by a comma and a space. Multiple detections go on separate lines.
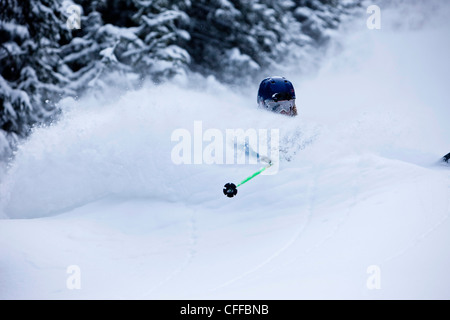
236, 162, 272, 187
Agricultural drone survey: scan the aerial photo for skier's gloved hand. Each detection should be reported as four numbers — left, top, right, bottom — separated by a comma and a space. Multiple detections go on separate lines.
443, 152, 450, 163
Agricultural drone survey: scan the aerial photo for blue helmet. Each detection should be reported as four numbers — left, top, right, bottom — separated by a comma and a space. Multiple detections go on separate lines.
257, 76, 297, 116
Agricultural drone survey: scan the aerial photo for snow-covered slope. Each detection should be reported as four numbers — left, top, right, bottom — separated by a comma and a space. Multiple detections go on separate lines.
1, 1, 449, 299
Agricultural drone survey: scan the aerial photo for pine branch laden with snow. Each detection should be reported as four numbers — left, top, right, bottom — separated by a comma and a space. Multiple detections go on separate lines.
60, 0, 192, 93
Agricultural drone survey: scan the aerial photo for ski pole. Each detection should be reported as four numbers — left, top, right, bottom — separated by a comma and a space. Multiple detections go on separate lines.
223, 161, 273, 198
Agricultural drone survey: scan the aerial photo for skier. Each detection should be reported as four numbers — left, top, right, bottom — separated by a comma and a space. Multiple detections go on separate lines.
257, 76, 298, 117
224, 76, 297, 198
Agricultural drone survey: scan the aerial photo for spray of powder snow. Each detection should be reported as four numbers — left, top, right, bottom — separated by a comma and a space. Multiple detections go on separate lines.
0, 76, 317, 218
1, 0, 450, 219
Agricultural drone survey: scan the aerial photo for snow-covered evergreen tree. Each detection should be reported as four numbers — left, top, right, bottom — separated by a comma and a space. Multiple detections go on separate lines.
0, 0, 75, 159
187, 0, 270, 84
128, 0, 191, 82
60, 5, 132, 95
293, 0, 361, 45
184, 0, 360, 84
61, 0, 191, 95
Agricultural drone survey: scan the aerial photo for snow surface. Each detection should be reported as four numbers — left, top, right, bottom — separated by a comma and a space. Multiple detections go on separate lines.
1, 1, 450, 299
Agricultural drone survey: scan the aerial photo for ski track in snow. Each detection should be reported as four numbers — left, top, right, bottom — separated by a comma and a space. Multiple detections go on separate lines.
212, 154, 365, 292
142, 207, 198, 298
212, 162, 320, 292
382, 168, 450, 265
293, 157, 363, 261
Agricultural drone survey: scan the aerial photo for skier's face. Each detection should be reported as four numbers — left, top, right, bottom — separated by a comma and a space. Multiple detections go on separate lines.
265, 99, 296, 116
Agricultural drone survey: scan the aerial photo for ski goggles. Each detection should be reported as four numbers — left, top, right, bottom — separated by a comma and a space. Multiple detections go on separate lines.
264, 99, 295, 114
